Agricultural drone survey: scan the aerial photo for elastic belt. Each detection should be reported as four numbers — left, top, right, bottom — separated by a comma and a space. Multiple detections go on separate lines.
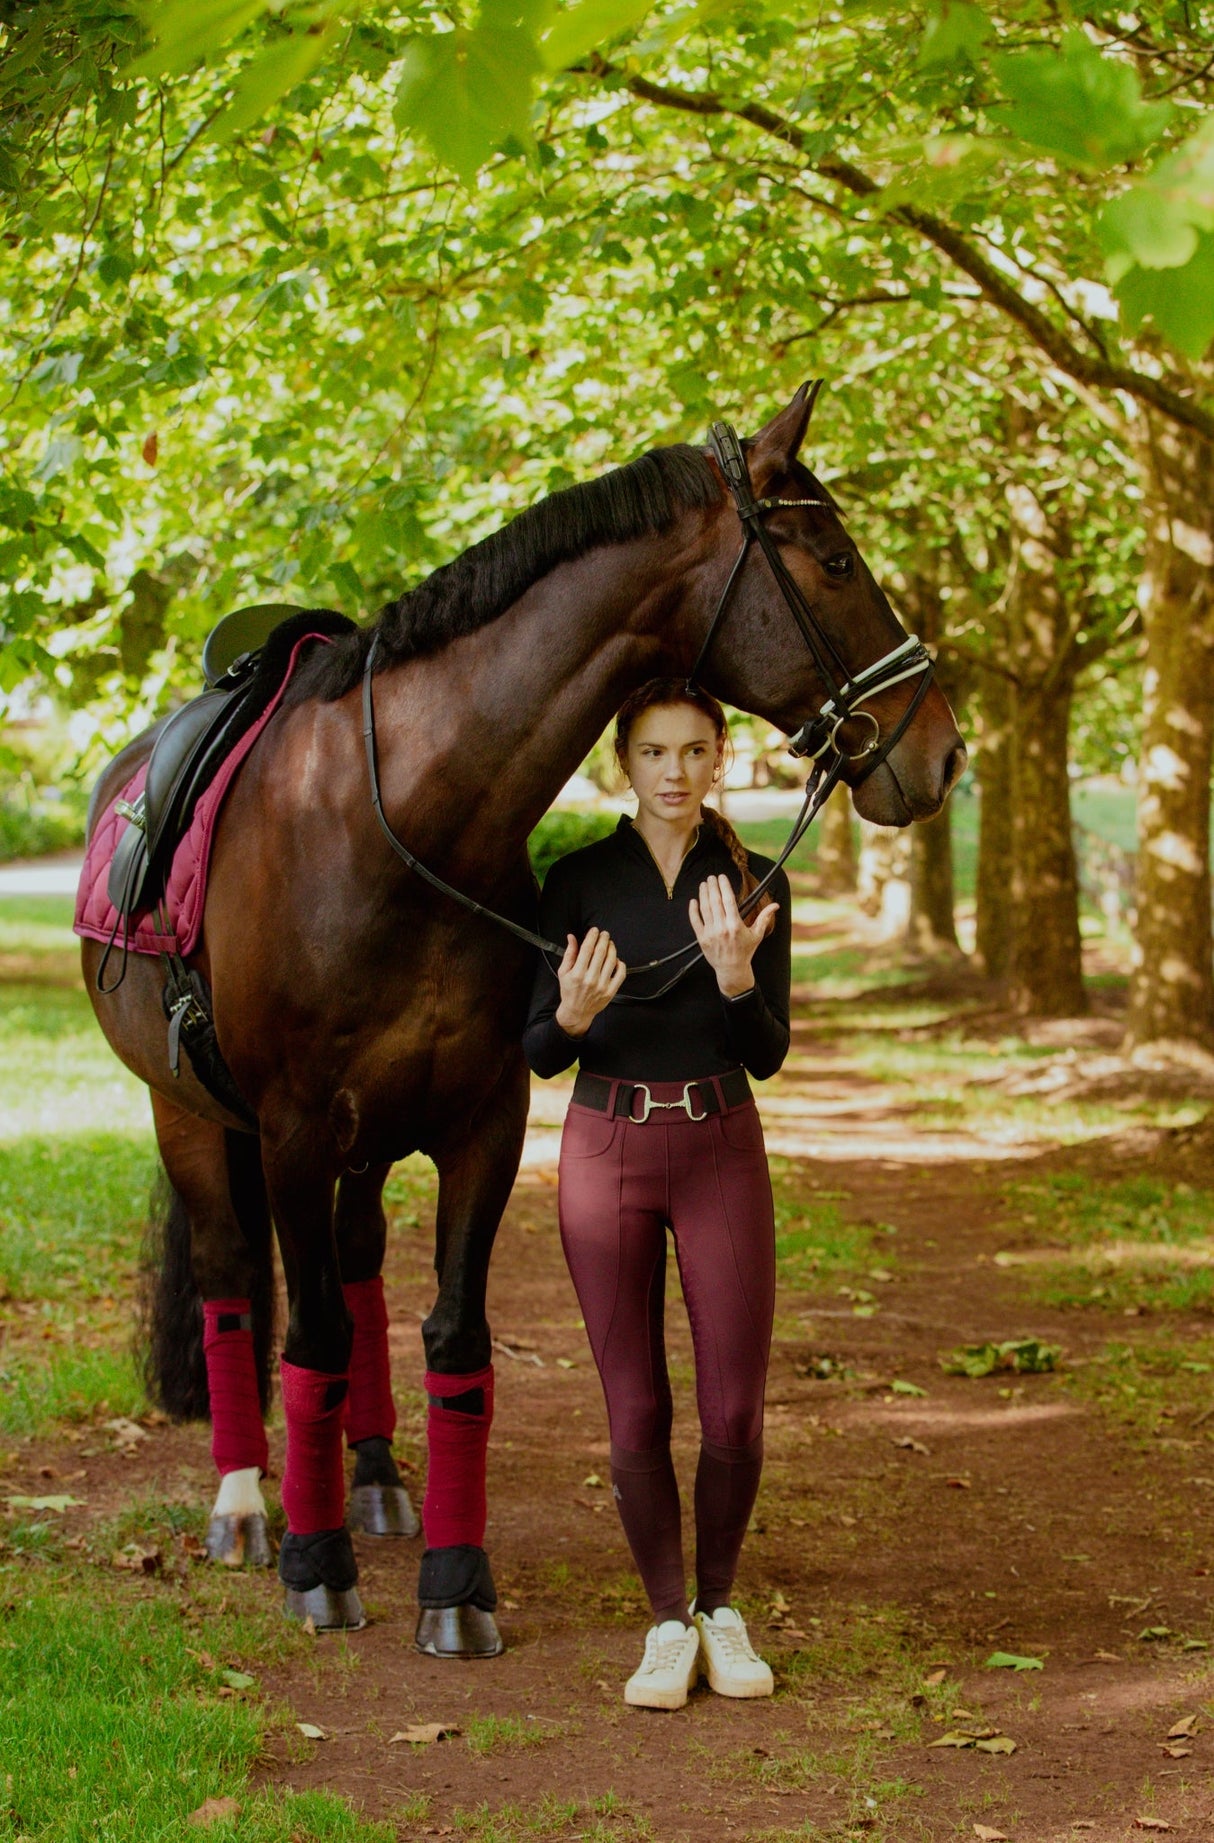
572, 1068, 751, 1123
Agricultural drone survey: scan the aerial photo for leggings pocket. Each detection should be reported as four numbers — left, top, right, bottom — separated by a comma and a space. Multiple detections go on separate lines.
560, 1107, 622, 1160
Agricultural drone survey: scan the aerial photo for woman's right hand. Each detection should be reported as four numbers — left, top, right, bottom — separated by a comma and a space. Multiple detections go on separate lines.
555, 928, 627, 1037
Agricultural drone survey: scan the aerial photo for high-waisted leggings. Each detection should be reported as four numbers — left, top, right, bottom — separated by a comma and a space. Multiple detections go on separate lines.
558, 1079, 776, 1622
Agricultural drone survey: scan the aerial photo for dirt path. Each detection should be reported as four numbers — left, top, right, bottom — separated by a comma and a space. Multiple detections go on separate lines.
11, 1029, 1214, 1842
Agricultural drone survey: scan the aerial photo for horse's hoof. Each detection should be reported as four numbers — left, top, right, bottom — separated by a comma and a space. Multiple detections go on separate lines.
415, 1604, 504, 1659
284, 1584, 367, 1631
347, 1484, 420, 1539
204, 1512, 274, 1569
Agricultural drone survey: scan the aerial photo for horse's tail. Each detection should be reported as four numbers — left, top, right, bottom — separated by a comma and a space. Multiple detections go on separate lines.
140, 1132, 277, 1421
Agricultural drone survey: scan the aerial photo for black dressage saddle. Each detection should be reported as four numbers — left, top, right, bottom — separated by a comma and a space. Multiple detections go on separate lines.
106, 604, 355, 924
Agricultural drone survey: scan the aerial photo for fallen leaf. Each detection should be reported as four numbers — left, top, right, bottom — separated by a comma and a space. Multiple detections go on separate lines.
976, 1735, 1017, 1755
220, 1669, 255, 1691
942, 1338, 1060, 1378
189, 1798, 241, 1826
1090, 1650, 1121, 1663
1138, 1626, 1172, 1642
894, 1437, 930, 1455
951, 1707, 978, 1720
6, 1494, 84, 1513
389, 1723, 460, 1745
973, 1827, 1009, 1841
1166, 1714, 1198, 1739
582, 1473, 604, 1488
1071, 1826, 1096, 1833
104, 1417, 149, 1443
111, 1544, 162, 1575
929, 1731, 979, 1749
1133, 1822, 1173, 1834
556, 1358, 575, 1369
296, 1722, 326, 1740
925, 1667, 948, 1686
985, 1652, 1043, 1672
1161, 1742, 1192, 1758
945, 1476, 971, 1489
301, 1615, 317, 1637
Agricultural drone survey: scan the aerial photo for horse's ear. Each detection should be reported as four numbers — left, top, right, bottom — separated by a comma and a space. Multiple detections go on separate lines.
747, 380, 825, 481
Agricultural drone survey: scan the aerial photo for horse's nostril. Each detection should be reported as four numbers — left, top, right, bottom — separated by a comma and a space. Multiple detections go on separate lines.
942, 741, 968, 797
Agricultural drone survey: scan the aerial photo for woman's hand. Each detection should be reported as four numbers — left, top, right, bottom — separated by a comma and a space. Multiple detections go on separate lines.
689, 874, 779, 998
555, 927, 628, 1037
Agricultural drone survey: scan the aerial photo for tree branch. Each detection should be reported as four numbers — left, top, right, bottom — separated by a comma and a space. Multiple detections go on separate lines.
590, 58, 1214, 444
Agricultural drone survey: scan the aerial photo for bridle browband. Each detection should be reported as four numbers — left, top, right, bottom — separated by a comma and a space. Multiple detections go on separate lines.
361, 408, 936, 1001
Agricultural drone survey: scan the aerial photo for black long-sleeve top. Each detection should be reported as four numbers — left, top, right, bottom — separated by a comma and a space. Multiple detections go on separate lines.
523, 816, 792, 1083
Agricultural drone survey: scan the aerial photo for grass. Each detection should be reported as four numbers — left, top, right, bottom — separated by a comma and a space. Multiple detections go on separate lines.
448, 1793, 652, 1841
770, 1160, 896, 1292
464, 1714, 562, 1756
1003, 1174, 1214, 1315
1064, 1336, 1214, 1444
0, 1559, 385, 1843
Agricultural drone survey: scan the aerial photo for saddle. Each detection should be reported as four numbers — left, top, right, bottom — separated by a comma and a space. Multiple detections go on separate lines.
106, 605, 353, 923
97, 603, 357, 1130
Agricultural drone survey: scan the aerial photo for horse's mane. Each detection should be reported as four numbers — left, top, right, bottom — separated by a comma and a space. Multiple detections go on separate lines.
292, 443, 720, 704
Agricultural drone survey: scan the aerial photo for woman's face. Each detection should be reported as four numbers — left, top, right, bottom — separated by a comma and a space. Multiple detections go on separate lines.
622, 703, 723, 826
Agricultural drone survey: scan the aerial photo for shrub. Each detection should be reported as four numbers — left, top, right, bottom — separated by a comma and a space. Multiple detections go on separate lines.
528, 809, 618, 883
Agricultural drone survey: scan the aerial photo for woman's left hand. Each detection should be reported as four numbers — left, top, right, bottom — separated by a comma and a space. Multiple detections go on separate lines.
689, 874, 779, 998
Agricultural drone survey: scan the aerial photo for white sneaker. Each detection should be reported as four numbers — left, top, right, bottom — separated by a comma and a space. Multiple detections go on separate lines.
692, 1606, 774, 1698
623, 1619, 701, 1710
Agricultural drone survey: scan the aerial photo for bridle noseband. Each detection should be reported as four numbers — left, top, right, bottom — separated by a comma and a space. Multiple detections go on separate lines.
692, 419, 935, 774
361, 412, 938, 1001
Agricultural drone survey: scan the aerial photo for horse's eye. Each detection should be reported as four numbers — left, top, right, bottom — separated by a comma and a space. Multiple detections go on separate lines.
823, 552, 854, 579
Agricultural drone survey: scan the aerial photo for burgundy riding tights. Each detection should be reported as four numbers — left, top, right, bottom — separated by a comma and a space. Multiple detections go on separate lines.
558, 1084, 775, 1626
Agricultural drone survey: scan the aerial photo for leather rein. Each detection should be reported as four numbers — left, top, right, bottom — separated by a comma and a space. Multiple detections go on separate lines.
361, 418, 936, 1000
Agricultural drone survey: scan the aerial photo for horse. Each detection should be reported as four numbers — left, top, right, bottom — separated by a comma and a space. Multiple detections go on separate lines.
79, 386, 967, 1657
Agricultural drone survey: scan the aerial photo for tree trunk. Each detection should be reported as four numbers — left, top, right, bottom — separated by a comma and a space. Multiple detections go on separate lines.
857, 822, 912, 937
1003, 472, 1087, 1017
974, 672, 1014, 979
816, 783, 858, 895
907, 802, 959, 956
1009, 671, 1086, 1015
1126, 419, 1214, 1051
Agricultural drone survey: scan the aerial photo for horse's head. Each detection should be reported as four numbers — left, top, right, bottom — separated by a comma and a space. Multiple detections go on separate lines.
695, 385, 966, 826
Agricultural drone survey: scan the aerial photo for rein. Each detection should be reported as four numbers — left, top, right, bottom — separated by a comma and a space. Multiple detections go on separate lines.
361, 415, 936, 1002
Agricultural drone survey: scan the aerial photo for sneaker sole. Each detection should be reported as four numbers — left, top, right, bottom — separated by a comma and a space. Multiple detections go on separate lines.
702, 1664, 774, 1699
623, 1677, 695, 1710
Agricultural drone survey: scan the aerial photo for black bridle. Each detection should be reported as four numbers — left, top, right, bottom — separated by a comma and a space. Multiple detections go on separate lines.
361, 415, 936, 999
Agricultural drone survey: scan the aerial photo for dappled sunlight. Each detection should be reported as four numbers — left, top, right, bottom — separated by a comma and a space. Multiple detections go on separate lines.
858, 1399, 1080, 1434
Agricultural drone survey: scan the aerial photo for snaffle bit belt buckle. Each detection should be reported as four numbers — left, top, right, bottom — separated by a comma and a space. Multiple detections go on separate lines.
628, 1082, 709, 1124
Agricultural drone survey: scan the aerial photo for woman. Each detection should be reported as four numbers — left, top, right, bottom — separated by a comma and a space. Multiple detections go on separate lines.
523, 678, 792, 1711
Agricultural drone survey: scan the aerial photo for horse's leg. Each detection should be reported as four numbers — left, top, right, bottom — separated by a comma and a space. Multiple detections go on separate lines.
261, 1133, 364, 1631
149, 1094, 274, 1569
416, 1055, 529, 1660
336, 1164, 420, 1538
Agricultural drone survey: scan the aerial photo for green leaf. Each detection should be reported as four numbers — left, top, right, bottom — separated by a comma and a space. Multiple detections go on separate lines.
918, 0, 988, 69
942, 1338, 1060, 1377
1101, 115, 1214, 273
5, 1494, 84, 1513
540, 0, 656, 73
890, 1378, 927, 1397
220, 1668, 256, 1689
1114, 230, 1214, 361
394, 24, 542, 184
992, 29, 1173, 171
208, 24, 338, 142
126, 0, 267, 80
985, 1651, 1043, 1671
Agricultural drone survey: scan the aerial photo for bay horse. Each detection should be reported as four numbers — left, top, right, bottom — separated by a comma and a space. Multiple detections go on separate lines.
80, 387, 966, 1657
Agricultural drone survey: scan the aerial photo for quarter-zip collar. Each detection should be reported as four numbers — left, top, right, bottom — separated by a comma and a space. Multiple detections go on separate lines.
616, 813, 716, 899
